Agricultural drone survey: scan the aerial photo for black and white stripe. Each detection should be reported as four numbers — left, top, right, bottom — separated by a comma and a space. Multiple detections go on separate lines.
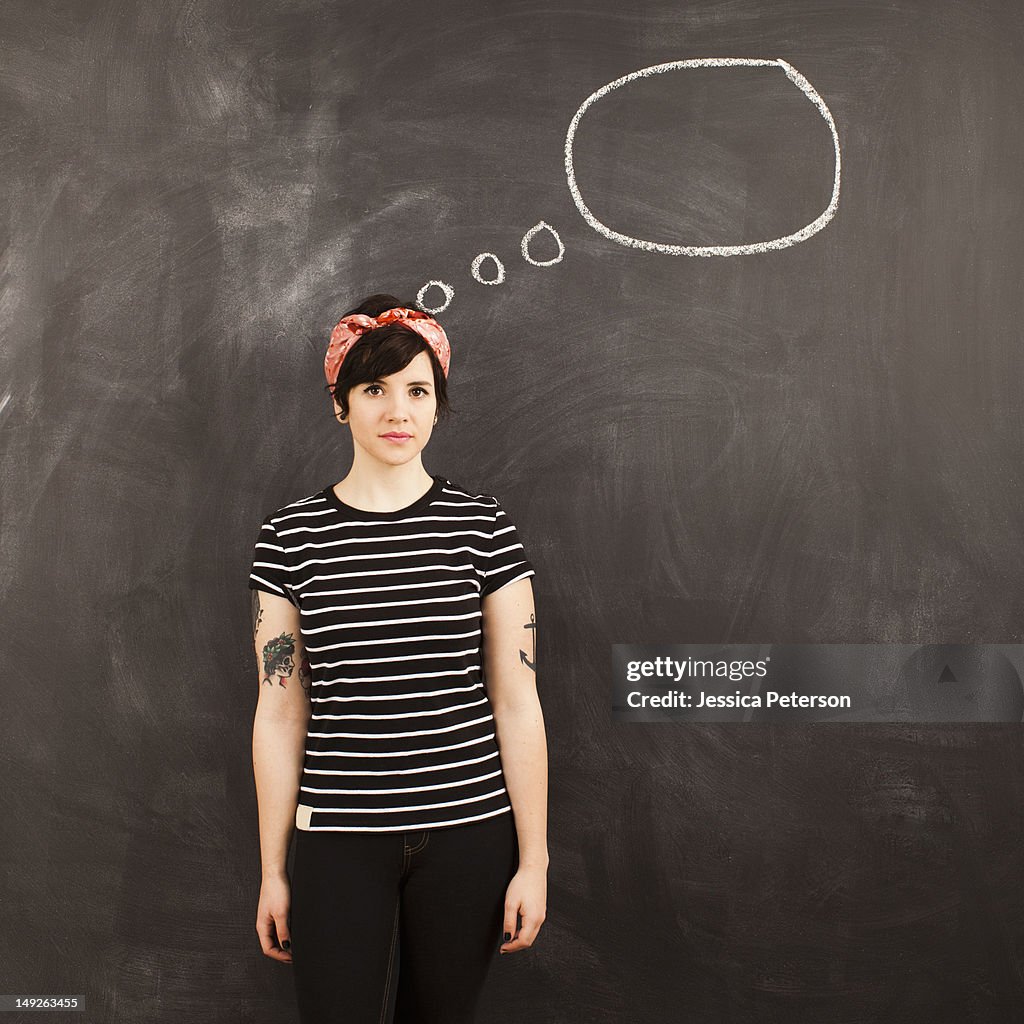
248, 474, 535, 832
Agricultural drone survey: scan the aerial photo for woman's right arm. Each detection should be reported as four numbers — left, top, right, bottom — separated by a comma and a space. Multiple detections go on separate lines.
251, 588, 312, 964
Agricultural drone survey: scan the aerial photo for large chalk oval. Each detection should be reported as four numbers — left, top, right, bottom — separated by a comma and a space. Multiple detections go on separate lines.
564, 58, 841, 256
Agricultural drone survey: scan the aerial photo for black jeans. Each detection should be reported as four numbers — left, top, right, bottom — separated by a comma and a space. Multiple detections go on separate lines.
290, 811, 519, 1024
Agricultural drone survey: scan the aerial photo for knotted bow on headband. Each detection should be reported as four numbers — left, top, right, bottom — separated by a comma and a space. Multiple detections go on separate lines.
324, 307, 451, 387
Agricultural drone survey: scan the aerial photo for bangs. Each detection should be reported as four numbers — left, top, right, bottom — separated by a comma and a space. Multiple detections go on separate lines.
343, 325, 437, 382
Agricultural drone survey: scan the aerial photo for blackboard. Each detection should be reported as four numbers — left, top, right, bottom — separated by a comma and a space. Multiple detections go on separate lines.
3, 0, 1023, 1021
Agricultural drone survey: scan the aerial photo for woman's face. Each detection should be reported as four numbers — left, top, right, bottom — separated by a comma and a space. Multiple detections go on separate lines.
335, 350, 438, 467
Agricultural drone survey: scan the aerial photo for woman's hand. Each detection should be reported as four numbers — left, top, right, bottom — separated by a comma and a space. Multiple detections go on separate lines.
499, 863, 547, 954
256, 872, 293, 963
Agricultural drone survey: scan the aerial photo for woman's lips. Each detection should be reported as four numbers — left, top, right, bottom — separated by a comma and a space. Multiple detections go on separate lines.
382, 433, 412, 443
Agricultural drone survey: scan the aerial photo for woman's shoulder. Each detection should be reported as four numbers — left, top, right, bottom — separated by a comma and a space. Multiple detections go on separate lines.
437, 476, 501, 508
259, 487, 332, 527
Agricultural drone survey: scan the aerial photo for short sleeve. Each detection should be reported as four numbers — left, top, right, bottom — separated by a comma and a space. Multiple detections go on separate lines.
248, 515, 299, 607
481, 497, 535, 597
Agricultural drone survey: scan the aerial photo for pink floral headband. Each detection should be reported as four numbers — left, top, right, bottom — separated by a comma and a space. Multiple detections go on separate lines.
324, 306, 451, 387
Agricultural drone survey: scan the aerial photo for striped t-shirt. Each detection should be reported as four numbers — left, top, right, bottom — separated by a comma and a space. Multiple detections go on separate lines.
247, 473, 535, 832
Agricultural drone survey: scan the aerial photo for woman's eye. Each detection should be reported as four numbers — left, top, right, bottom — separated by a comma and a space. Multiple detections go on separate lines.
365, 385, 382, 395
411, 387, 427, 397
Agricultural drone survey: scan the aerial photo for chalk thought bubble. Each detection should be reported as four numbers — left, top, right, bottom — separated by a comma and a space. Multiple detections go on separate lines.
418, 58, 841, 311
565, 58, 842, 256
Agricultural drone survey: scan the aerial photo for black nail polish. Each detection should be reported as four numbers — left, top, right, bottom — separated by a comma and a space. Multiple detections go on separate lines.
503, 932, 511, 942
282, 940, 291, 950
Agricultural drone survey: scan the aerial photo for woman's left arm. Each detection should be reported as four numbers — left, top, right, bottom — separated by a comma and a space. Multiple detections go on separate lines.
482, 576, 548, 953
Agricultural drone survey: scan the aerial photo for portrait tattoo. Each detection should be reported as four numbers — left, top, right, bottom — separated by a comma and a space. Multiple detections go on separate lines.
261, 632, 297, 687
251, 591, 264, 638
519, 613, 537, 673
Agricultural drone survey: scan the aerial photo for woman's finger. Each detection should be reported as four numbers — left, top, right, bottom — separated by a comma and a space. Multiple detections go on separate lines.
500, 906, 545, 953
256, 912, 293, 963
274, 912, 293, 964
500, 901, 521, 952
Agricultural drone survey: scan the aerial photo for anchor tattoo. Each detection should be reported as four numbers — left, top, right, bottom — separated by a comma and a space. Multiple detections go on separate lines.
519, 613, 537, 673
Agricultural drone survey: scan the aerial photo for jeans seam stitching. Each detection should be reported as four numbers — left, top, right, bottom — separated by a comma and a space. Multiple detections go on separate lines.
379, 900, 400, 1024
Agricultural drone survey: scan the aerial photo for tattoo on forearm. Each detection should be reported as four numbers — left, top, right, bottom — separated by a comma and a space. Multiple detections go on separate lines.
298, 654, 312, 692
519, 613, 537, 672
261, 632, 297, 687
251, 591, 264, 638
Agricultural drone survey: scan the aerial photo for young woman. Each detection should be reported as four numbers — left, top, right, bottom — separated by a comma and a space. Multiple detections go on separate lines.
248, 294, 548, 1023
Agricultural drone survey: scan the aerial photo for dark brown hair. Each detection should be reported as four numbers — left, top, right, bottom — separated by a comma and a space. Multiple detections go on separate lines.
325, 293, 453, 422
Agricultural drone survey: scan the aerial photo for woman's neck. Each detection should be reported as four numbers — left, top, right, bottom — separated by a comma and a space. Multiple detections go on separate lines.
333, 458, 434, 513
